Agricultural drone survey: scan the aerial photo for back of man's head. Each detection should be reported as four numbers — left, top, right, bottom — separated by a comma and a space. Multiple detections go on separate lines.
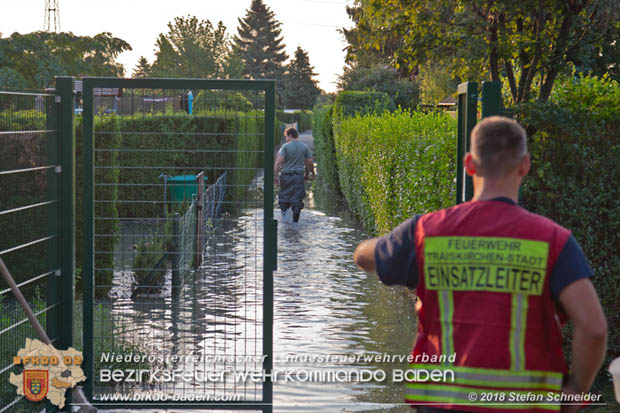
285, 127, 299, 139
470, 116, 527, 178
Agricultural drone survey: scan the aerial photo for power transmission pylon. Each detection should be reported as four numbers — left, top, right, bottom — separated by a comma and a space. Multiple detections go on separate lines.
44, 0, 61, 32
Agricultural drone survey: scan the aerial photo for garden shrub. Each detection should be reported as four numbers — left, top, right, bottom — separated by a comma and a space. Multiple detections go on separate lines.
517, 74, 620, 378
193, 90, 253, 112
338, 63, 420, 110
332, 90, 395, 119
334, 109, 456, 234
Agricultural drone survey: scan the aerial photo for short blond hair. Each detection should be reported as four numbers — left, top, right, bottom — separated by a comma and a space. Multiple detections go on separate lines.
470, 116, 527, 177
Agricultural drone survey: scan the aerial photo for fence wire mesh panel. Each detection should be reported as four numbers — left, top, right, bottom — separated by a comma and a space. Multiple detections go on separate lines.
0, 83, 73, 412
82, 78, 275, 411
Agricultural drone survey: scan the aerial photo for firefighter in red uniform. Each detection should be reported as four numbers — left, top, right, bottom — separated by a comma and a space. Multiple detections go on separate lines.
354, 117, 607, 413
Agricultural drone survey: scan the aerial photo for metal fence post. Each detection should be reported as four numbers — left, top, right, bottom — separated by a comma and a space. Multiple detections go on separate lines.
82, 78, 95, 400
481, 81, 501, 118
46, 87, 61, 347
172, 213, 180, 298
195, 172, 204, 269
55, 76, 75, 349
456, 82, 478, 204
263, 81, 276, 413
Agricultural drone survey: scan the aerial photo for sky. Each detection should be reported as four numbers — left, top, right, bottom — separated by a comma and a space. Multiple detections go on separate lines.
0, 0, 354, 92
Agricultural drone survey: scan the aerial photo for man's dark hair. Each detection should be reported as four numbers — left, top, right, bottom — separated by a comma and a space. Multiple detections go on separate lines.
285, 127, 299, 139
470, 116, 527, 177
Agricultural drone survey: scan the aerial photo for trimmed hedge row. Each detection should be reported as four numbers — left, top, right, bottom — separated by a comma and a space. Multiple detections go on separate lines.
75, 116, 121, 297
313, 90, 453, 234
313, 91, 396, 193
334, 110, 456, 234
517, 74, 620, 379
312, 105, 338, 191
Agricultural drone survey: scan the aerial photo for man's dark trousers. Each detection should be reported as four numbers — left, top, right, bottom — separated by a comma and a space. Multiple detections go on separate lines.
278, 172, 305, 222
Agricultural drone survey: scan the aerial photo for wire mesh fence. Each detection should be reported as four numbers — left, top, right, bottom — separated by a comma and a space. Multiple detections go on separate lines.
83, 79, 275, 410
0, 88, 61, 412
204, 172, 228, 223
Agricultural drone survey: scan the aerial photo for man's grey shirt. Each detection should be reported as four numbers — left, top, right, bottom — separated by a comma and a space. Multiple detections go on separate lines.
278, 140, 311, 173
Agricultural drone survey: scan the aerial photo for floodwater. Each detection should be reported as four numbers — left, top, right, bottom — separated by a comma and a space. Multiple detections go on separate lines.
270, 182, 417, 412
99, 146, 417, 412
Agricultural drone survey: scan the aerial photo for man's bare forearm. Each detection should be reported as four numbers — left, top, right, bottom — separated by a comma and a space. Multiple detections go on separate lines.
558, 278, 607, 401
567, 324, 607, 392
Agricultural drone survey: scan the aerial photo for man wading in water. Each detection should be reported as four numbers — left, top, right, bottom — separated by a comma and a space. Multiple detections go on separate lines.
274, 127, 315, 222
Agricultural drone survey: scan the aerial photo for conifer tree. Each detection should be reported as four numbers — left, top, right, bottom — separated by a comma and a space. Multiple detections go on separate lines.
234, 0, 288, 82
283, 47, 321, 109
132, 56, 151, 78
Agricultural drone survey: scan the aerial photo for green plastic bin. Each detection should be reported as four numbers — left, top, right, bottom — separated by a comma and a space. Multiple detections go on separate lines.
167, 175, 207, 203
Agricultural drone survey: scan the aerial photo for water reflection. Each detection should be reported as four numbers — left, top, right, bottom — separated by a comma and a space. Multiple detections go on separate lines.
272, 182, 416, 412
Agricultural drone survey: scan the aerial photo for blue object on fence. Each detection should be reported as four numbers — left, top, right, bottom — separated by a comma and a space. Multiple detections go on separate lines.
167, 174, 206, 203
188, 90, 193, 115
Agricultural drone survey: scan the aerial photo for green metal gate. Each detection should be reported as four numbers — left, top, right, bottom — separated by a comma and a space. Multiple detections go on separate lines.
456, 81, 509, 204
81, 78, 276, 411
0, 78, 75, 412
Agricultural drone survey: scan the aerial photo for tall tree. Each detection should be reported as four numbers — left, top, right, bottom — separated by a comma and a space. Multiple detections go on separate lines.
340, 3, 409, 76
282, 47, 321, 109
132, 56, 151, 78
150, 16, 238, 79
0, 31, 131, 88
234, 0, 288, 86
344, 0, 620, 104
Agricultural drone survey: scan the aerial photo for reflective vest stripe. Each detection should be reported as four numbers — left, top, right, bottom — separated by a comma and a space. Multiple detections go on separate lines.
405, 384, 561, 411
438, 289, 454, 361
511, 293, 528, 371
407, 363, 562, 390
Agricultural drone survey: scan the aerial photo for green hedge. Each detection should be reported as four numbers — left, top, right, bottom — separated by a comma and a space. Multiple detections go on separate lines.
75, 116, 121, 298
333, 109, 456, 234
312, 91, 396, 193
312, 105, 339, 190
193, 90, 253, 112
517, 74, 620, 380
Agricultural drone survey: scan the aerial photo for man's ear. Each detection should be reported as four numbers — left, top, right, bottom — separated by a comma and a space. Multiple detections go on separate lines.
464, 152, 477, 176
518, 153, 531, 177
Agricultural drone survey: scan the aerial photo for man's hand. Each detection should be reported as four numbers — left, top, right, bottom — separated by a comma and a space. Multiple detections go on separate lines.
354, 238, 379, 273
559, 381, 581, 413
304, 158, 315, 181
274, 176, 280, 186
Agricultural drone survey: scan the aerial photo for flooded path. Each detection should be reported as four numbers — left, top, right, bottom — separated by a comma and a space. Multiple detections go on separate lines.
102, 132, 417, 412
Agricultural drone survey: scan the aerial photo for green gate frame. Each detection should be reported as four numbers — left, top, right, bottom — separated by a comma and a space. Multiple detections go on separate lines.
81, 77, 277, 411
455, 81, 504, 204
0, 77, 75, 412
